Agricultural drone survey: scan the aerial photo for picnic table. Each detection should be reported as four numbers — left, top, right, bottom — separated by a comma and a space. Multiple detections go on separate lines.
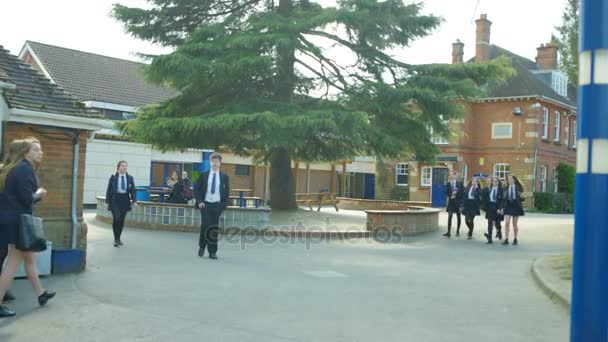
232, 188, 253, 208
295, 192, 339, 212
148, 187, 172, 202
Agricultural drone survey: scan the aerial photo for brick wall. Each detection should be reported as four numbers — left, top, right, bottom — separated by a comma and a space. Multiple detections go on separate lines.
3, 123, 89, 249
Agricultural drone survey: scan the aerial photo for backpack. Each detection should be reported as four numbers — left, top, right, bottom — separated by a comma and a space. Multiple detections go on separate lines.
182, 180, 194, 200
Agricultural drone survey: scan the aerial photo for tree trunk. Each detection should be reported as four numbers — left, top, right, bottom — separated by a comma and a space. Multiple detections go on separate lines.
269, 147, 297, 210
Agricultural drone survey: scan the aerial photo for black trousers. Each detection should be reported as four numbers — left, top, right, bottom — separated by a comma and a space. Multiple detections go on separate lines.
447, 211, 461, 233
199, 201, 223, 254
111, 193, 131, 242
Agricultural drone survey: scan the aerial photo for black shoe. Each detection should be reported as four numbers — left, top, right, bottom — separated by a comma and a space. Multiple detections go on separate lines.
484, 233, 492, 243
443, 232, 451, 238
501, 239, 509, 245
38, 290, 56, 306
497, 232, 502, 240
198, 248, 204, 257
0, 305, 15, 318
512, 239, 518, 246
455, 232, 460, 237
118, 240, 124, 246
467, 236, 473, 240
3, 291, 16, 302
113, 241, 119, 247
209, 253, 218, 260
486, 240, 493, 244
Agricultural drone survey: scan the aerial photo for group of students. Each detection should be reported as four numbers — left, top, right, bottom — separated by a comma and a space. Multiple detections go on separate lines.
443, 170, 525, 245
0, 138, 56, 318
105, 154, 230, 260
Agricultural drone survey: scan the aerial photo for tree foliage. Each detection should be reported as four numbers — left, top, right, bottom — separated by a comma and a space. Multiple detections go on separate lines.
112, 0, 512, 209
555, 0, 579, 85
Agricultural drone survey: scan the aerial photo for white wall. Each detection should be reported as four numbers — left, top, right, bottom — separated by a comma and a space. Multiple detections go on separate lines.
84, 139, 153, 204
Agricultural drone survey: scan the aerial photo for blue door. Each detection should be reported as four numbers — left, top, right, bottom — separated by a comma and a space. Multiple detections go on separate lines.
431, 168, 448, 207
364, 174, 375, 199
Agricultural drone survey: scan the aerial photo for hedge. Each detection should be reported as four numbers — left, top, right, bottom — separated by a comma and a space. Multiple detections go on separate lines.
534, 192, 574, 214
557, 162, 575, 194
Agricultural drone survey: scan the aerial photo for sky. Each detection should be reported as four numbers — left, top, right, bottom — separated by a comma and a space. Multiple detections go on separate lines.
0, 0, 568, 65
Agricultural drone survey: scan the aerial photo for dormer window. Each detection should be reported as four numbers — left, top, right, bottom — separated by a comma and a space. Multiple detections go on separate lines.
551, 71, 568, 97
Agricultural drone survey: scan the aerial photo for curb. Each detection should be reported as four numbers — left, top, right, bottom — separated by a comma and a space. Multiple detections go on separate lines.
530, 257, 571, 311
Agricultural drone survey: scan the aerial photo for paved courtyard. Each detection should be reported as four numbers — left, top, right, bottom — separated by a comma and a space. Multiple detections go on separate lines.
0, 210, 573, 341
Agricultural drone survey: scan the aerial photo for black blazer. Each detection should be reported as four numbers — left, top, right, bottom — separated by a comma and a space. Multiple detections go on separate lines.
105, 172, 137, 211
194, 171, 229, 209
502, 184, 525, 207
482, 186, 504, 210
446, 180, 464, 212
3, 160, 40, 224
168, 180, 187, 204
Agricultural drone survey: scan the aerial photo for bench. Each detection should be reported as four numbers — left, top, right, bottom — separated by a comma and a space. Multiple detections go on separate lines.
296, 192, 339, 212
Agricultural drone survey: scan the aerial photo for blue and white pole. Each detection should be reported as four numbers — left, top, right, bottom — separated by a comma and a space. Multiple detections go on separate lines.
570, 0, 608, 340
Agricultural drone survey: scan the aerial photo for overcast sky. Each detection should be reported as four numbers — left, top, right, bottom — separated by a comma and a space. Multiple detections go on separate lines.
0, 0, 567, 65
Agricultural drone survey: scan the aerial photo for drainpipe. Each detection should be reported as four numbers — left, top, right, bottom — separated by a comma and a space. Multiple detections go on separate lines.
59, 129, 80, 249
70, 131, 80, 249
531, 102, 541, 200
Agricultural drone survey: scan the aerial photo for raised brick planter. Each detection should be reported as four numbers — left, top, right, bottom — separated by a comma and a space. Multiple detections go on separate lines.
336, 197, 431, 211
365, 206, 440, 236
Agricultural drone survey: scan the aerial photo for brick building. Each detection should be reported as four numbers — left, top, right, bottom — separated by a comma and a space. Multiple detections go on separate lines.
379, 14, 577, 207
0, 45, 110, 254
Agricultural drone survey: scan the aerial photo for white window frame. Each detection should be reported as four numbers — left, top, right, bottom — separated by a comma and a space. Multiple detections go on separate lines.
491, 122, 513, 139
573, 120, 577, 148
542, 108, 549, 139
493, 163, 510, 180
554, 111, 561, 143
395, 163, 409, 186
462, 163, 468, 184
428, 115, 449, 145
540, 165, 547, 192
420, 166, 432, 187
553, 167, 558, 193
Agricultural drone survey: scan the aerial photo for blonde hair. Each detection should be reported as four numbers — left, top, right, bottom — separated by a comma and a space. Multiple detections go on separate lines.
0, 137, 40, 191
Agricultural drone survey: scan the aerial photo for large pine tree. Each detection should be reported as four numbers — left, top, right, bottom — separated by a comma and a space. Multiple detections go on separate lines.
112, 0, 511, 210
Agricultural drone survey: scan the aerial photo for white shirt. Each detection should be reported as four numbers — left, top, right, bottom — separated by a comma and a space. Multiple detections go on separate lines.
490, 186, 498, 202
205, 171, 221, 203
117, 173, 128, 194
509, 185, 516, 200
468, 186, 477, 199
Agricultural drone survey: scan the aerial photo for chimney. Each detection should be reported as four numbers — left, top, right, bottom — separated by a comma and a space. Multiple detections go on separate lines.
475, 14, 492, 62
452, 39, 464, 64
536, 40, 559, 70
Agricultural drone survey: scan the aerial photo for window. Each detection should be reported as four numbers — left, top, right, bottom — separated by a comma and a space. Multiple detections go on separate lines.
493, 163, 510, 180
573, 120, 577, 148
429, 116, 449, 145
554, 111, 561, 142
553, 167, 558, 193
395, 163, 409, 186
542, 108, 549, 139
540, 165, 547, 192
565, 117, 570, 147
492, 123, 512, 139
420, 167, 432, 186
551, 71, 568, 97
235, 164, 250, 176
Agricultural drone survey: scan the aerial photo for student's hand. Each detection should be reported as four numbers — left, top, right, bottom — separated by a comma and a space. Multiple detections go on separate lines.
35, 188, 48, 199
198, 202, 205, 209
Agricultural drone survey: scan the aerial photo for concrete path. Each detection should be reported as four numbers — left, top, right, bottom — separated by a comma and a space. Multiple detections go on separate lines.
0, 210, 573, 341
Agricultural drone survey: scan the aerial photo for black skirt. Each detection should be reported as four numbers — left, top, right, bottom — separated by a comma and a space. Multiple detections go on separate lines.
504, 200, 525, 217
462, 198, 480, 217
446, 197, 461, 213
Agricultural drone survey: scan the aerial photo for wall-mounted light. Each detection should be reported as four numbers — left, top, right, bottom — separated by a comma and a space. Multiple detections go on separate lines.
512, 106, 523, 116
